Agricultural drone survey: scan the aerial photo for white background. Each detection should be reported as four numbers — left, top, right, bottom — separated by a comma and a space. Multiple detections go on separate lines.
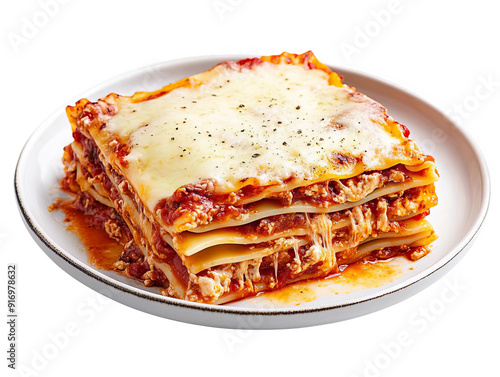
1, 0, 498, 376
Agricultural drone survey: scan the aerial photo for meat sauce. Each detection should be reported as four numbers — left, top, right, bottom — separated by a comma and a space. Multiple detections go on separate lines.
156, 164, 414, 228
53, 191, 192, 290
54, 196, 427, 305
55, 200, 123, 270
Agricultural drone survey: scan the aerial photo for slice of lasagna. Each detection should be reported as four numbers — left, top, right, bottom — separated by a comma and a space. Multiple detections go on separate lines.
60, 51, 438, 304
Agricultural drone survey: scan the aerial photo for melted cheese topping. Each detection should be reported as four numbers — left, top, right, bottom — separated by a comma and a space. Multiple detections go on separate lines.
104, 62, 421, 211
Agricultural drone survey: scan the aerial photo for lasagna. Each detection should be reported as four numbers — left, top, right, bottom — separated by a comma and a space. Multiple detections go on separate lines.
60, 51, 438, 304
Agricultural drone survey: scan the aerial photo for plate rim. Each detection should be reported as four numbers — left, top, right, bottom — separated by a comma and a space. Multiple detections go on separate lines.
14, 54, 491, 319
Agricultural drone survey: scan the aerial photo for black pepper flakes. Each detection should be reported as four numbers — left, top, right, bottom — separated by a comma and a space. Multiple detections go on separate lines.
252, 153, 261, 158
296, 105, 301, 110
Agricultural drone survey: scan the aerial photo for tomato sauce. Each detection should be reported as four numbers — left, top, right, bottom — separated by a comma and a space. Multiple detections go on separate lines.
260, 259, 402, 305
58, 201, 123, 270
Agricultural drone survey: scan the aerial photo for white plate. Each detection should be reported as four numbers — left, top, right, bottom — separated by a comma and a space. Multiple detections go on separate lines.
15, 56, 490, 329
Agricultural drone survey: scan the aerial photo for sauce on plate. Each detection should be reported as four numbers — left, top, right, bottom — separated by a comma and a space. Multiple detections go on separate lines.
52, 199, 405, 306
